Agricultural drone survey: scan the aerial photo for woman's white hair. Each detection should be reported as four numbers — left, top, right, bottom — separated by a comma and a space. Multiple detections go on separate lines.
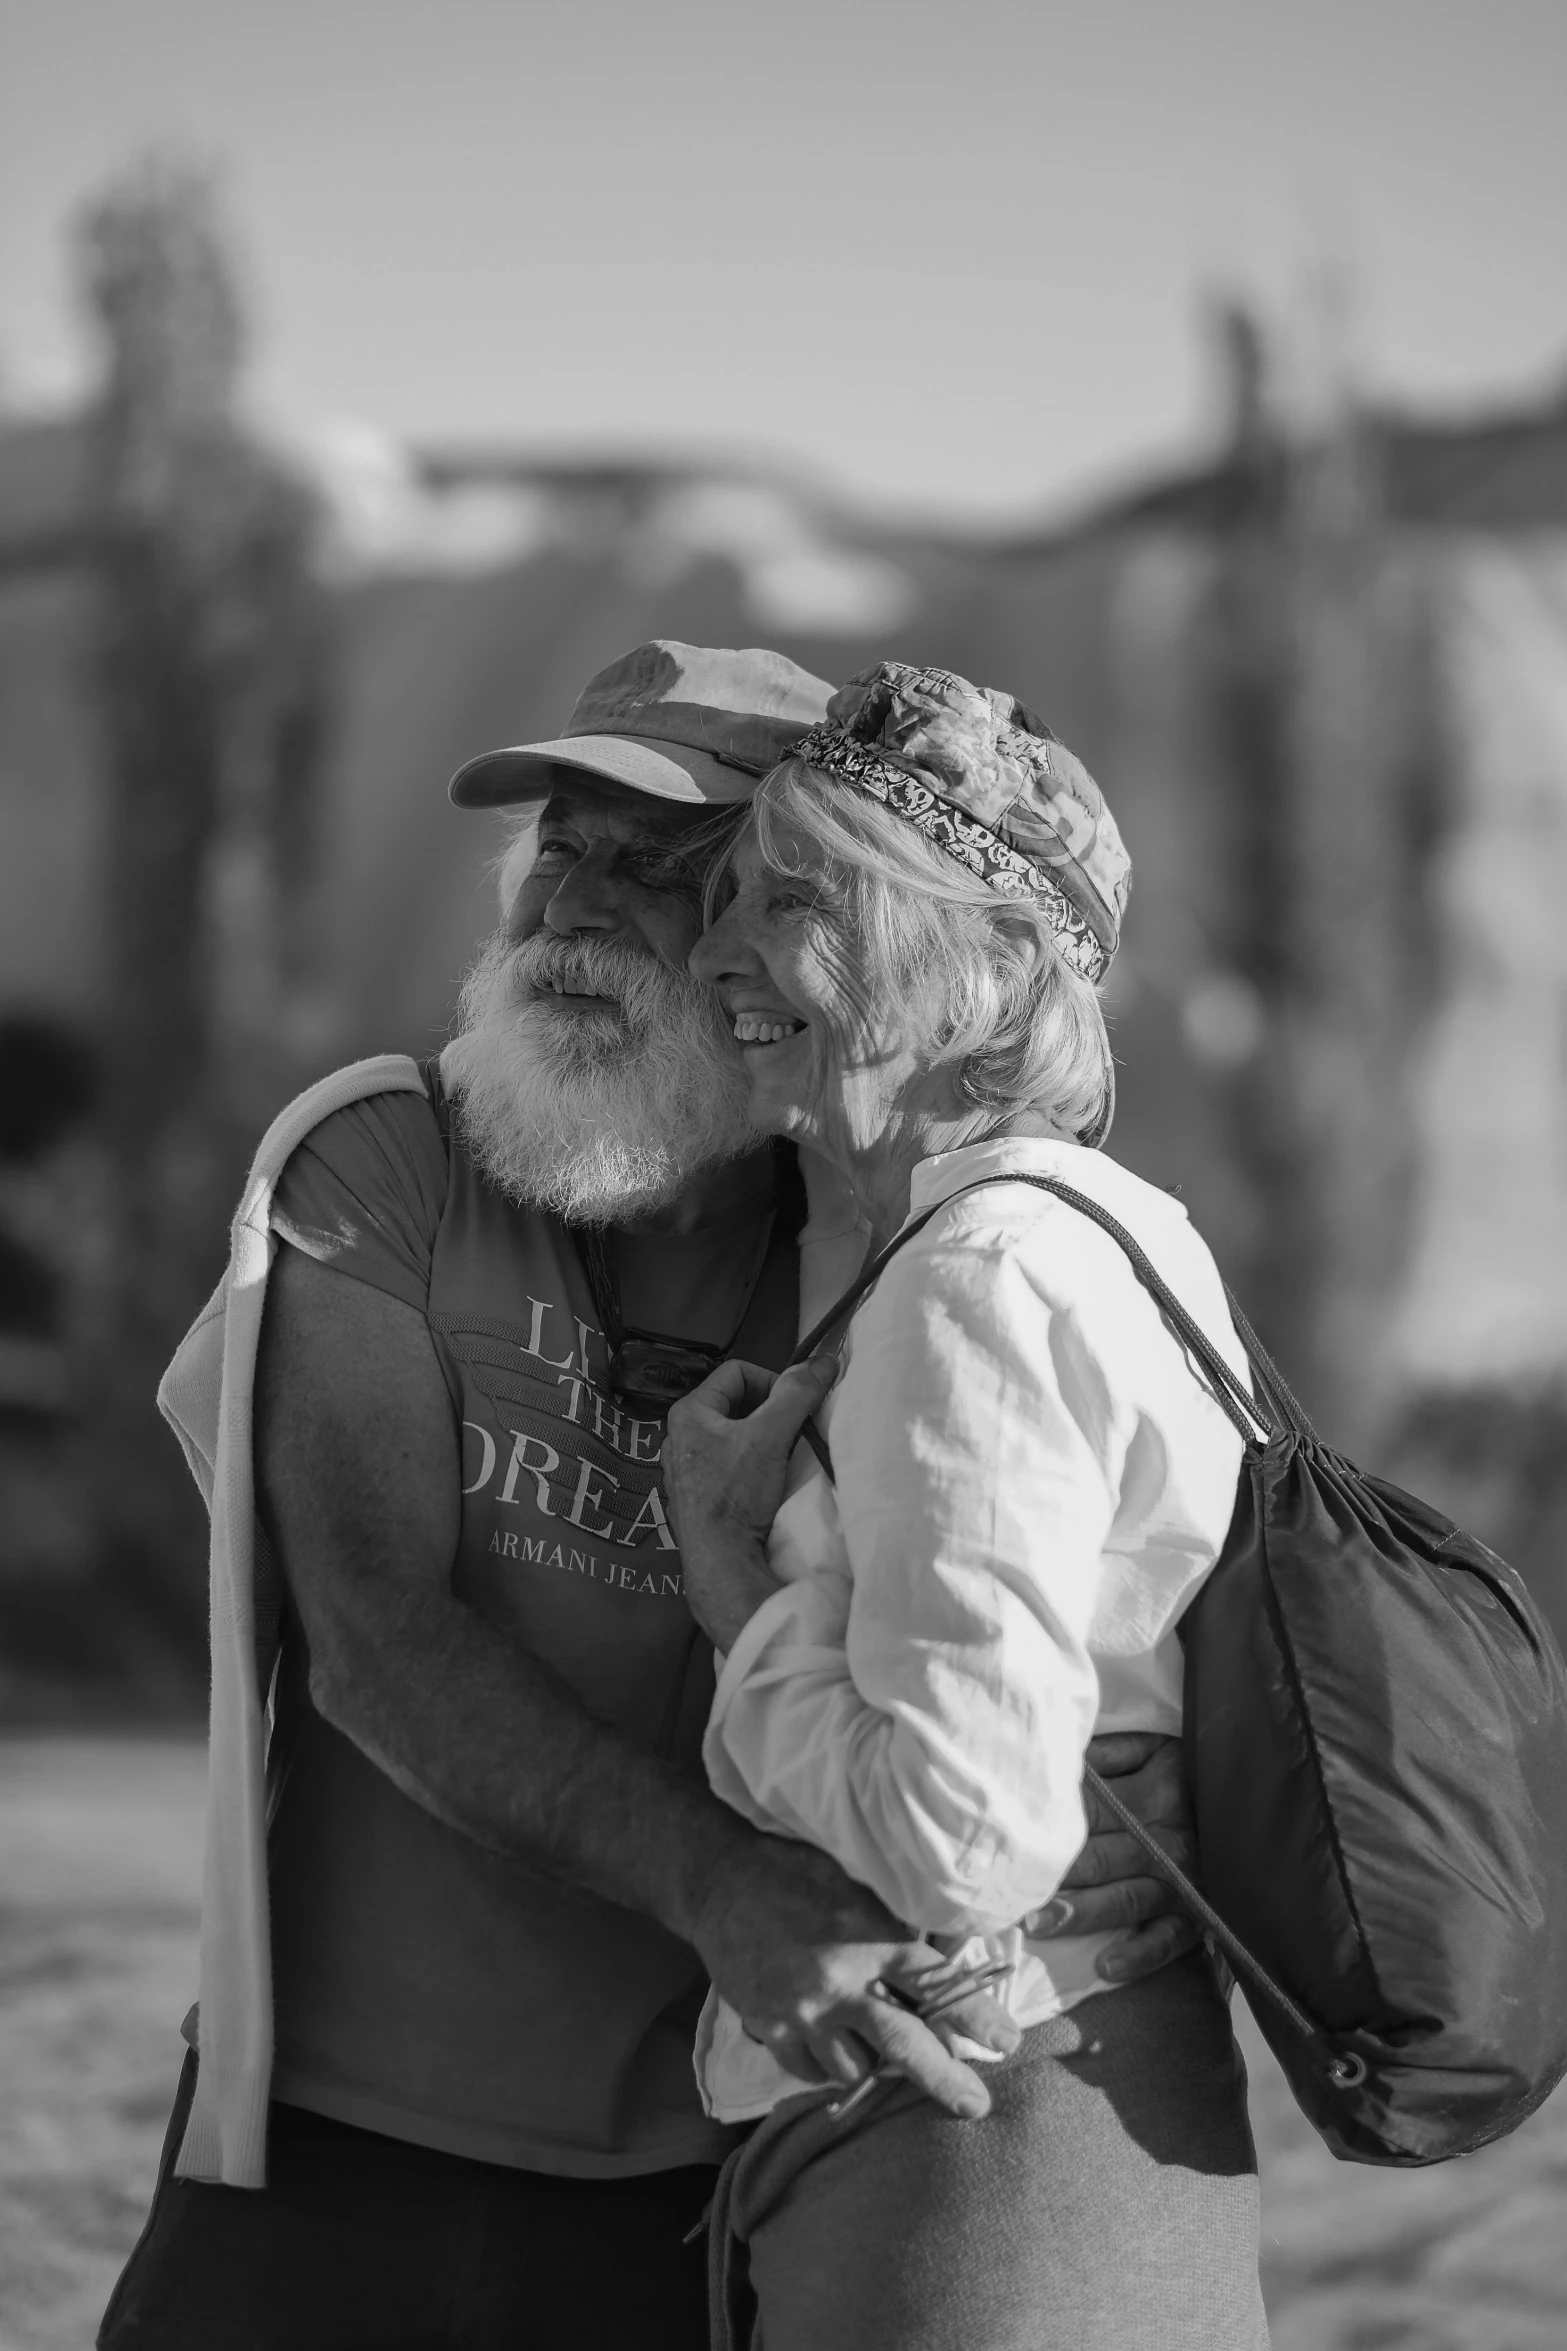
741, 758, 1116, 1146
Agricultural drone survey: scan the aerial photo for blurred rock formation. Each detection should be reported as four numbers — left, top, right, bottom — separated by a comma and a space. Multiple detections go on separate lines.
3, 216, 1567, 1697
1, 161, 331, 1709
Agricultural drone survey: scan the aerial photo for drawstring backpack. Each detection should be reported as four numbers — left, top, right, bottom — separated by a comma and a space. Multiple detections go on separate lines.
792, 1173, 1567, 2167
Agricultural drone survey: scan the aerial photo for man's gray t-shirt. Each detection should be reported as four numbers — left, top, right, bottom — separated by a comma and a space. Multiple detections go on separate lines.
264, 1088, 797, 2176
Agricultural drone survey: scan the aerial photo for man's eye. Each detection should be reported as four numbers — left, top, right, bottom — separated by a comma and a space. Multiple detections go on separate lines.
627, 851, 699, 894
534, 838, 576, 863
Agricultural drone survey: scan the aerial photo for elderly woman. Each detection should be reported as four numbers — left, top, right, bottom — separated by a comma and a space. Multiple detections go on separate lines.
664, 664, 1267, 2350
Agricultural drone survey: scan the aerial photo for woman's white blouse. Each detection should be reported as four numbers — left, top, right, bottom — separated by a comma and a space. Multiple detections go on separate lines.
696, 1135, 1250, 2122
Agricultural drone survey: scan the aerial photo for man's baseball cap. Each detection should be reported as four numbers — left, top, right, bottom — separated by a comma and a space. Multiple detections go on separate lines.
449, 639, 834, 809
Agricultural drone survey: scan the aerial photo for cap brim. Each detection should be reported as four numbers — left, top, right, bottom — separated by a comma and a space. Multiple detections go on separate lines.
449, 733, 762, 810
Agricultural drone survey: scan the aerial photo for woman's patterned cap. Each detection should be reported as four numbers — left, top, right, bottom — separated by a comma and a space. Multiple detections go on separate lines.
792, 662, 1130, 980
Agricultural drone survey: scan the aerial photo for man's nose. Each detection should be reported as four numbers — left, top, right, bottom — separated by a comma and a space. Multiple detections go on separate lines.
541, 848, 623, 936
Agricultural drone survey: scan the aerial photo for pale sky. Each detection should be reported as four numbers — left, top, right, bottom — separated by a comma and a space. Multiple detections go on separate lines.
2, 0, 1565, 521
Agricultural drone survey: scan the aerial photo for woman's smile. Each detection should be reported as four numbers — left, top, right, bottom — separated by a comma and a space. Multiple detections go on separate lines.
731, 1011, 809, 1049
690, 824, 977, 1241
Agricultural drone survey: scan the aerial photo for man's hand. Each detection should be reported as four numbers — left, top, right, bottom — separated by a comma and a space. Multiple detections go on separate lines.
664, 1354, 836, 1651
1030, 1732, 1200, 1983
689, 1829, 1019, 2120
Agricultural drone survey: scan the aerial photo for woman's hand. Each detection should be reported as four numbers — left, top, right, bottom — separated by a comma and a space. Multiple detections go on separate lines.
664, 1353, 837, 1650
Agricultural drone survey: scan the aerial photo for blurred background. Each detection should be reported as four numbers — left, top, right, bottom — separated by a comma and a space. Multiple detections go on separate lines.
2, 3, 1566, 2344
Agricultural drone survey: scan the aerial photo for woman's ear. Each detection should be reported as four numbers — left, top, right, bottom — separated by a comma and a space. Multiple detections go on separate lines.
991, 907, 1047, 975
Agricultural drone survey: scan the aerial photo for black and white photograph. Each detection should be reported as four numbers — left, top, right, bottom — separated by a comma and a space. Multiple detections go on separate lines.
3, 4, 1567, 2345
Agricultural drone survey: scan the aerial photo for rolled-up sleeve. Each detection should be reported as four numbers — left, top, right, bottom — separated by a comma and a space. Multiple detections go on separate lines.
703, 1230, 1124, 1936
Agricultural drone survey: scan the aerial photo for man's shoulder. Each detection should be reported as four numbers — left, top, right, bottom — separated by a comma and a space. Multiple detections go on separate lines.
250, 1053, 435, 1188
297, 1072, 445, 1180
267, 1057, 450, 1309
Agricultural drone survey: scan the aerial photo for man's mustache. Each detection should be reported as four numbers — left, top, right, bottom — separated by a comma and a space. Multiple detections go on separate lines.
506, 935, 662, 1006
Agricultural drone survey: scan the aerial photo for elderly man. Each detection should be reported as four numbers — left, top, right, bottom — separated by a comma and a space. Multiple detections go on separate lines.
100, 644, 1197, 2351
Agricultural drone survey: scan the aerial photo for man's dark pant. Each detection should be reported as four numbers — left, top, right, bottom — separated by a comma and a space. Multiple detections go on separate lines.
98, 2055, 716, 2350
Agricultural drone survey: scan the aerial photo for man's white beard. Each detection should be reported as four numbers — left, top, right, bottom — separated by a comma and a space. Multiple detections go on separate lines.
441, 929, 760, 1225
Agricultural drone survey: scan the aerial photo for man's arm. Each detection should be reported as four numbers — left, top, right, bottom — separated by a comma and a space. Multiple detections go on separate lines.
1048, 1733, 1201, 1979
255, 1246, 1009, 2110
258, 1243, 720, 1910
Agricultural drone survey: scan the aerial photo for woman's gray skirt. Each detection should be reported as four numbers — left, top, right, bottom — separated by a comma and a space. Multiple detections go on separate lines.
709, 1948, 1269, 2351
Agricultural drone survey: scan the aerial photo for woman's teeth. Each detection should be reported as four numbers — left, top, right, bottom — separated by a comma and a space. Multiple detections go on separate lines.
733, 1015, 805, 1045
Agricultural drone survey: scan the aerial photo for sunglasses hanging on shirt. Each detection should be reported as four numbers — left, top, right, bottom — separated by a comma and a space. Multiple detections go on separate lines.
576, 1222, 775, 1417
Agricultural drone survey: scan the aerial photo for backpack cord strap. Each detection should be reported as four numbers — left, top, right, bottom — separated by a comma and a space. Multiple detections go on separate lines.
1221, 1285, 1319, 1444
992, 1177, 1274, 1445
791, 1197, 955, 1364
791, 1173, 1276, 1449
788, 1198, 959, 1482
1082, 1766, 1355, 2077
